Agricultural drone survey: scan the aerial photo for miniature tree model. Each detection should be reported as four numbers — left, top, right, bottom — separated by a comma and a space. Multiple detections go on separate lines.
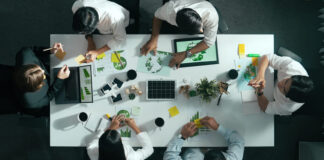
195, 78, 229, 103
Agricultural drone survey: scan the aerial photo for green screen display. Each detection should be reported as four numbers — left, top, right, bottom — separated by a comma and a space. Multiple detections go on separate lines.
175, 38, 218, 67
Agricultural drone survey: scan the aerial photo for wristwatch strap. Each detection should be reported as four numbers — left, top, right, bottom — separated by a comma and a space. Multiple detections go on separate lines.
186, 50, 193, 58
178, 134, 186, 140
257, 91, 264, 96
85, 34, 93, 40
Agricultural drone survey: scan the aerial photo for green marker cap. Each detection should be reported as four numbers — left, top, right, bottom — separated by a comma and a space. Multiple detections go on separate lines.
247, 54, 260, 57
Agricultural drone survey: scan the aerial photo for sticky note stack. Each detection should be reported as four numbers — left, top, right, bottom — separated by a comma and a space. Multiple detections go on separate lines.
168, 106, 180, 117
75, 55, 86, 64
111, 53, 121, 63
238, 44, 245, 58
194, 119, 204, 128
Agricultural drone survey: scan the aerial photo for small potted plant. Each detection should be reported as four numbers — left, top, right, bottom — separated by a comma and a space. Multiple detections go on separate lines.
195, 78, 228, 103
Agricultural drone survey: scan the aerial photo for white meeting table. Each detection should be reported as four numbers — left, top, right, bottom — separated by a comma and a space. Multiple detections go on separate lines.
50, 34, 274, 147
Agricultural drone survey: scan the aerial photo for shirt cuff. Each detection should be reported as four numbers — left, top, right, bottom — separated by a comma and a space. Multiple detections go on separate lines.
216, 125, 227, 137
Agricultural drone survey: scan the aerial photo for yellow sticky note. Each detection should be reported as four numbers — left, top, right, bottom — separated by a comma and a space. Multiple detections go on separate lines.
252, 57, 258, 66
168, 106, 179, 117
75, 54, 85, 64
194, 119, 203, 128
238, 44, 245, 58
97, 53, 106, 60
111, 53, 121, 63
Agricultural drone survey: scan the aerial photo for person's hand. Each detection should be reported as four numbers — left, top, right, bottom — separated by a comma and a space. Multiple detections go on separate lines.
125, 118, 141, 134
85, 50, 99, 63
57, 65, 70, 79
181, 122, 198, 139
140, 39, 157, 56
168, 52, 186, 69
249, 75, 266, 89
200, 116, 219, 130
125, 118, 137, 128
51, 42, 64, 54
108, 115, 124, 130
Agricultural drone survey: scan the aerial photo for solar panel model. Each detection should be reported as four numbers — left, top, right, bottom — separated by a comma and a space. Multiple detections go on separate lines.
146, 80, 175, 100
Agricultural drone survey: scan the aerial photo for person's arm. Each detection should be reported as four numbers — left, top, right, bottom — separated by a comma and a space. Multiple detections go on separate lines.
85, 20, 126, 63
248, 55, 270, 111
140, 17, 163, 55
125, 118, 153, 159
200, 117, 244, 160
217, 125, 245, 160
249, 55, 269, 88
29, 65, 69, 108
168, 41, 209, 69
256, 92, 269, 112
141, 1, 172, 55
188, 41, 209, 54
163, 136, 185, 160
163, 122, 197, 160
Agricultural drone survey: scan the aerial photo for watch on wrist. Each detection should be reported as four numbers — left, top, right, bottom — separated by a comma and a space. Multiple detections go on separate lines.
257, 91, 264, 96
186, 50, 193, 58
85, 34, 93, 40
178, 134, 186, 140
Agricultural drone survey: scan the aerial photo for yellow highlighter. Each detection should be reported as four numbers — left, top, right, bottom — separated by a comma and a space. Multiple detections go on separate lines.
106, 114, 112, 121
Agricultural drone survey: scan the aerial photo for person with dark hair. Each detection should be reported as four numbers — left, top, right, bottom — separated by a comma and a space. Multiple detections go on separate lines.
72, 0, 130, 63
141, 0, 219, 69
249, 54, 314, 115
163, 116, 244, 160
87, 115, 154, 160
14, 43, 70, 111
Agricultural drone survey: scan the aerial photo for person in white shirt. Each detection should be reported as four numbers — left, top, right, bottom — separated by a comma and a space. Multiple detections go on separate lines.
87, 115, 154, 160
72, 0, 129, 63
249, 54, 314, 115
163, 116, 245, 160
140, 0, 219, 69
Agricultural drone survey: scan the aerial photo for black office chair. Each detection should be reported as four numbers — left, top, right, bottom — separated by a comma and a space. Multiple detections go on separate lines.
0, 64, 19, 114
277, 47, 302, 63
110, 0, 140, 33
160, 0, 229, 33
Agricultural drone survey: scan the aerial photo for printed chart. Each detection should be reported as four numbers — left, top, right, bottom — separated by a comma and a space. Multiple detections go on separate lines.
93, 50, 128, 76
137, 51, 172, 76
235, 58, 258, 91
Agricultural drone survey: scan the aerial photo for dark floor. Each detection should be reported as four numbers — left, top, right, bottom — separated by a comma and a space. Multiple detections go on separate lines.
1, 0, 324, 160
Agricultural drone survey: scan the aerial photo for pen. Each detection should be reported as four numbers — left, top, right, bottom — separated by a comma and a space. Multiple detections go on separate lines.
114, 51, 124, 68
217, 93, 223, 106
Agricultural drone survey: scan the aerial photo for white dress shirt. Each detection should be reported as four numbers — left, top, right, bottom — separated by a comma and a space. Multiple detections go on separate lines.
163, 125, 245, 160
265, 54, 309, 115
154, 0, 218, 47
87, 130, 153, 160
72, 0, 129, 50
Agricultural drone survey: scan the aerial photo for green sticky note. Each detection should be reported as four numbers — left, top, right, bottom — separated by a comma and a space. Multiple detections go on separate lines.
132, 106, 141, 116
111, 53, 121, 63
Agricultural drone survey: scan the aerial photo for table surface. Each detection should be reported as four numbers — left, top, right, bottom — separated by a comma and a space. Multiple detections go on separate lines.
50, 34, 274, 147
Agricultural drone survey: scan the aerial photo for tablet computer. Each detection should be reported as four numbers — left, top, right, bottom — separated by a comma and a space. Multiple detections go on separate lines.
174, 37, 219, 67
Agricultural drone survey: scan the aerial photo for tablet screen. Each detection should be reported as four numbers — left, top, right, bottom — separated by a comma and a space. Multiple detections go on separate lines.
174, 37, 219, 67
